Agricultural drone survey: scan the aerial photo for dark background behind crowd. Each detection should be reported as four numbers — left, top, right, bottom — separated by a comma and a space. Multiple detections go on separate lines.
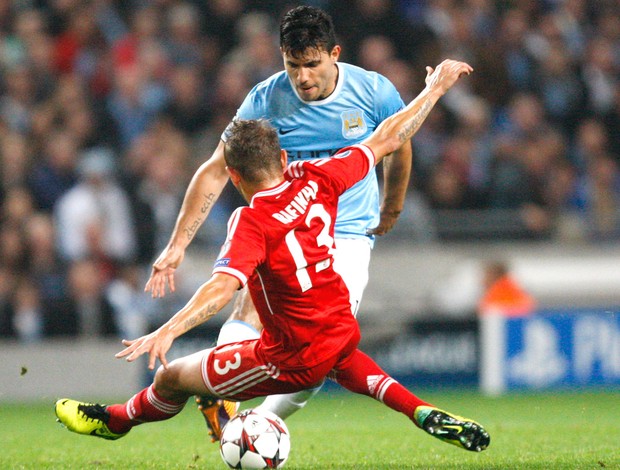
0, 0, 618, 341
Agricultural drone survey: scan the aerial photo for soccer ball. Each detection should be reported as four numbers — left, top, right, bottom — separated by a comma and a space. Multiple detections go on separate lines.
219, 408, 290, 469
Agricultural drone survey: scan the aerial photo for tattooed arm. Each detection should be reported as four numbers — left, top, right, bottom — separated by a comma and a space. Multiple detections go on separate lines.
118, 273, 239, 369
367, 141, 412, 236
364, 59, 473, 166
145, 140, 230, 298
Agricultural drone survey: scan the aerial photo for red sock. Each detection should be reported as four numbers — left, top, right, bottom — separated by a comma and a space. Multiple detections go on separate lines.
333, 349, 432, 422
106, 385, 186, 433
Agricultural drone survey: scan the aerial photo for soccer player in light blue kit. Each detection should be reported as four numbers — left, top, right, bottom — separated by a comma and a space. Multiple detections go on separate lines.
145, 5, 412, 440
230, 32, 407, 319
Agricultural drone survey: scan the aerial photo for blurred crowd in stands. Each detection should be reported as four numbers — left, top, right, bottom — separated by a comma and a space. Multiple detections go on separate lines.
0, 0, 618, 341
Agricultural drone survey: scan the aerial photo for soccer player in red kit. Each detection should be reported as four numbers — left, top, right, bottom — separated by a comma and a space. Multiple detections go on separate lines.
55, 59, 490, 453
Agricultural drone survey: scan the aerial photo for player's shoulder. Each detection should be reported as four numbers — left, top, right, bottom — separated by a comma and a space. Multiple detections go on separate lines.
229, 206, 261, 231
339, 62, 390, 89
339, 62, 374, 77
248, 70, 291, 97
286, 145, 371, 176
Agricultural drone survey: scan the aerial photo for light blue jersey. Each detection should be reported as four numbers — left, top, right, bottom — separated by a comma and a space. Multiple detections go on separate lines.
222, 62, 405, 244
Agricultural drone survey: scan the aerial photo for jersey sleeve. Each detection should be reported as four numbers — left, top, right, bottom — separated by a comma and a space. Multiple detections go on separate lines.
286, 144, 375, 196
373, 73, 406, 123
213, 207, 265, 287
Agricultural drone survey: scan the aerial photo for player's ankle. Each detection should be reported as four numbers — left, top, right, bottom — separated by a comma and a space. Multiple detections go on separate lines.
105, 404, 132, 434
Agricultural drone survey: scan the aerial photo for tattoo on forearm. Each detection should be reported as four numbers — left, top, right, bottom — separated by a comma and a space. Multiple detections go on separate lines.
183, 303, 218, 331
397, 100, 433, 143
200, 192, 215, 213
183, 193, 216, 241
184, 218, 202, 241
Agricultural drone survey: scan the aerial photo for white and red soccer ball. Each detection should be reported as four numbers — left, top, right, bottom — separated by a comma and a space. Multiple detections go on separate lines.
219, 408, 290, 469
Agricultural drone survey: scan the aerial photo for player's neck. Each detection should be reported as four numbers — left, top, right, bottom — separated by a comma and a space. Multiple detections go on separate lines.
321, 63, 339, 100
241, 176, 286, 203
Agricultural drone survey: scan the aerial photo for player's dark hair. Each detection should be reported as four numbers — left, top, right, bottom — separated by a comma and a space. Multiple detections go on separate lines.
280, 5, 337, 58
224, 119, 282, 184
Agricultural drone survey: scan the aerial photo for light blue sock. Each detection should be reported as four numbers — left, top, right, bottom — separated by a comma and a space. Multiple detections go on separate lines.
256, 383, 323, 420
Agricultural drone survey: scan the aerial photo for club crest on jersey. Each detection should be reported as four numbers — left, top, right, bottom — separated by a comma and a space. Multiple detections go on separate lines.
341, 109, 367, 139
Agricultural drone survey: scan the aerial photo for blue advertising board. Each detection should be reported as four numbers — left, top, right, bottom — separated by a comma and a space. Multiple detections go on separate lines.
481, 308, 620, 394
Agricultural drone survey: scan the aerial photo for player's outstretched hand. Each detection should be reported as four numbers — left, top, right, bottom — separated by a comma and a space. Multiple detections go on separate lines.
116, 329, 175, 370
424, 59, 473, 96
144, 244, 186, 298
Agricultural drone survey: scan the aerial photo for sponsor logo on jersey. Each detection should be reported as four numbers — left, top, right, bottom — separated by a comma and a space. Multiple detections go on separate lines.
287, 149, 340, 160
278, 126, 299, 135
341, 109, 367, 139
272, 180, 319, 224
214, 258, 231, 267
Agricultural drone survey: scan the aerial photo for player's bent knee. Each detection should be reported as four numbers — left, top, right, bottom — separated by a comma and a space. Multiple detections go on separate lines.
152, 361, 191, 401
153, 365, 179, 395
154, 350, 209, 400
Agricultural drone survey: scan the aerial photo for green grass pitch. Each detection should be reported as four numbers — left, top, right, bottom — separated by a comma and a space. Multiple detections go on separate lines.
0, 389, 618, 469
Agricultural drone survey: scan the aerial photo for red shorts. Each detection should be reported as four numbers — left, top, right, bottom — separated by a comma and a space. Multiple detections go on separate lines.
201, 337, 357, 401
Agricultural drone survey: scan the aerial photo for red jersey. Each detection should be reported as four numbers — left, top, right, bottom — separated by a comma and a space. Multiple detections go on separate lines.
213, 144, 375, 369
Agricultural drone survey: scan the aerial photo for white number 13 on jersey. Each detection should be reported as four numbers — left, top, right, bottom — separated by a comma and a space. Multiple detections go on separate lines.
284, 204, 335, 292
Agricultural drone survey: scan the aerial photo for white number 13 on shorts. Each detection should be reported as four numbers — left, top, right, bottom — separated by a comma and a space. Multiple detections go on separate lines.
214, 352, 242, 375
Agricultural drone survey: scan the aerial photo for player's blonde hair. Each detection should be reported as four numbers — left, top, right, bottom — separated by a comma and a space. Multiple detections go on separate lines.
224, 119, 282, 184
